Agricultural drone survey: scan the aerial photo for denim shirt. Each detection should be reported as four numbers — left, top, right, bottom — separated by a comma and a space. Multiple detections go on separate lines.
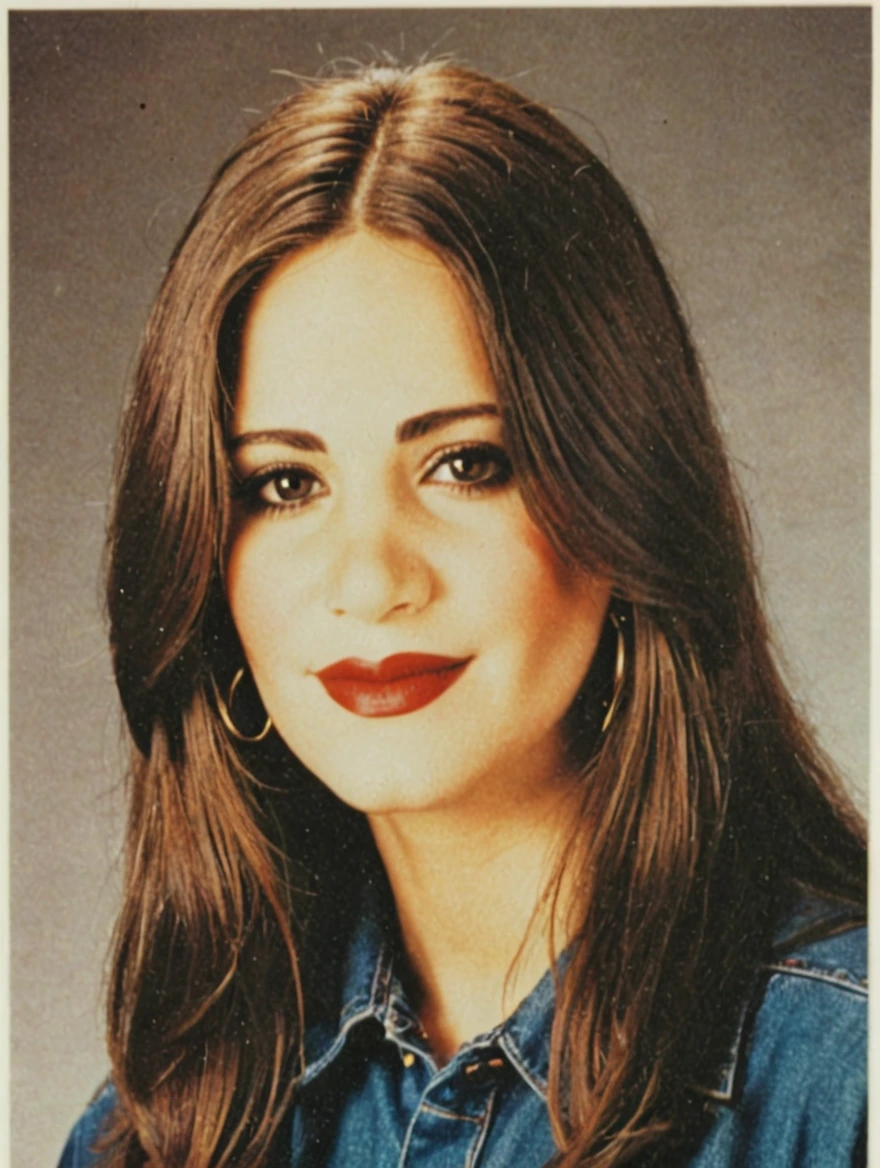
59, 892, 866, 1168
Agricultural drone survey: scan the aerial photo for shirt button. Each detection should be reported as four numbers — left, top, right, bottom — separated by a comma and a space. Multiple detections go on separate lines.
462, 1055, 506, 1087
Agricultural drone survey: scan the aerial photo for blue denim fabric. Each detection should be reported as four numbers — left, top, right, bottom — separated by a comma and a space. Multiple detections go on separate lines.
58, 895, 866, 1168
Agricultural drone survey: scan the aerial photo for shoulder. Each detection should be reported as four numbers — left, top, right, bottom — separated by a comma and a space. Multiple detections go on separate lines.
748, 920, 866, 1100
57, 1082, 118, 1168
693, 909, 866, 1167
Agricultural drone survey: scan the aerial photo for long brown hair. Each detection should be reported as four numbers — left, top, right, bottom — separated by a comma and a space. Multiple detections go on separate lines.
103, 63, 865, 1167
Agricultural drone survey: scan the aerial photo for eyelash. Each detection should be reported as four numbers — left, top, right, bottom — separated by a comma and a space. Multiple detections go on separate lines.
234, 442, 513, 515
420, 442, 513, 494
233, 465, 325, 515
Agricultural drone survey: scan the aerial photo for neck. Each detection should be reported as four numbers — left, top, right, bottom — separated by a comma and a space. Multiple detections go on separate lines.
367, 779, 578, 1064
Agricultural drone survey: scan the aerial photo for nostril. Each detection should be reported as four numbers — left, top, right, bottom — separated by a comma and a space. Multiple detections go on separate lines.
324, 533, 434, 623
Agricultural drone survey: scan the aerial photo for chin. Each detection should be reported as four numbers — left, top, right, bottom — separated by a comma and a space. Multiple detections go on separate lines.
271, 702, 473, 816
281, 727, 478, 816
310, 767, 458, 817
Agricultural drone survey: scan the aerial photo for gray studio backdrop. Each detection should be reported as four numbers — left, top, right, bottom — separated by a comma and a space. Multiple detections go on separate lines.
10, 9, 869, 1166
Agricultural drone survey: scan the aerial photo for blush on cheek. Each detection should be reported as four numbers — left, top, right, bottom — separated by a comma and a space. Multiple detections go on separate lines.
225, 544, 250, 632
517, 514, 598, 601
225, 535, 278, 670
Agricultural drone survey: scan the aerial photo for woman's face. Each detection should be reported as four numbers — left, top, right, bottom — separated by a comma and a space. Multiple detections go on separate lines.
226, 231, 610, 816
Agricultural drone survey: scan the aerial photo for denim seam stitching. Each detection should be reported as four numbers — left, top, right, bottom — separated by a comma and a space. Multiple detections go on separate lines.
465, 1086, 498, 1168
372, 941, 395, 1018
419, 1101, 484, 1124
763, 963, 868, 996
498, 1032, 548, 1101
398, 1090, 431, 1166
298, 1004, 377, 1086
691, 976, 757, 1104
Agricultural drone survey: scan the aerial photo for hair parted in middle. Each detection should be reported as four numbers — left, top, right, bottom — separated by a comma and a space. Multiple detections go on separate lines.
105, 62, 865, 1168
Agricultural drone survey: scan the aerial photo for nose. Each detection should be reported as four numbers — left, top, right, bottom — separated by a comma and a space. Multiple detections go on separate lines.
323, 498, 434, 623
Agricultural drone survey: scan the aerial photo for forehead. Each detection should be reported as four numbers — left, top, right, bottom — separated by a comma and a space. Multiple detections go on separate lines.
234, 231, 497, 434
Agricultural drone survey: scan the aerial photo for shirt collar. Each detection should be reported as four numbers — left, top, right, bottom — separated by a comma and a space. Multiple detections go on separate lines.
299, 866, 397, 1086
299, 865, 554, 1098
695, 892, 866, 1105
300, 876, 857, 1105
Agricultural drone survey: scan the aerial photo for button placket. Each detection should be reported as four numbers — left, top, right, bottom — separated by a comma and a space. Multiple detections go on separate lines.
462, 1056, 506, 1088
384, 1007, 433, 1073
398, 1071, 497, 1168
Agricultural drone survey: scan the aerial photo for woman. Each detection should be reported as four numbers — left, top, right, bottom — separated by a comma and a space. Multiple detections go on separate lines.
59, 63, 865, 1168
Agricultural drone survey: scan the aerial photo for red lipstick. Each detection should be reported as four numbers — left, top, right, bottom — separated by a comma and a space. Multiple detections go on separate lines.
315, 653, 471, 717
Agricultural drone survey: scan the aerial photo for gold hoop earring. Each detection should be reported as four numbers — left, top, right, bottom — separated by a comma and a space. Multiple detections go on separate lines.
213, 667, 273, 743
600, 611, 626, 734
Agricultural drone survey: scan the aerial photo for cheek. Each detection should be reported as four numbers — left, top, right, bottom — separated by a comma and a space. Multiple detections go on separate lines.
225, 529, 301, 671
501, 512, 607, 633
225, 532, 259, 648
463, 503, 610, 718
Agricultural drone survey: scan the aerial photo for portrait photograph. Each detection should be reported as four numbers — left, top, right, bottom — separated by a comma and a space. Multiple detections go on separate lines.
9, 8, 868, 1167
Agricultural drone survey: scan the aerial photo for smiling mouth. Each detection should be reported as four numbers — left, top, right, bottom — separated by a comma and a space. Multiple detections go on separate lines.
315, 653, 471, 717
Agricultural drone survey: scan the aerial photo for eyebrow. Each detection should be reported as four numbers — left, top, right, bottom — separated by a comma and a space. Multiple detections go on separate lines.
395, 404, 498, 443
229, 404, 499, 454
228, 429, 326, 453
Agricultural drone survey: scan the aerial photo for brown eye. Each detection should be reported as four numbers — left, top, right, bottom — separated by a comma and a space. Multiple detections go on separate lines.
267, 470, 317, 503
449, 452, 494, 483
426, 444, 512, 491
235, 465, 325, 512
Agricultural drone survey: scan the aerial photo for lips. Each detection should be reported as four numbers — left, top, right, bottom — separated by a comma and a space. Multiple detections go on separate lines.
315, 653, 471, 717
